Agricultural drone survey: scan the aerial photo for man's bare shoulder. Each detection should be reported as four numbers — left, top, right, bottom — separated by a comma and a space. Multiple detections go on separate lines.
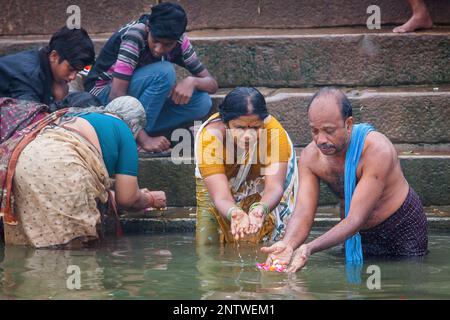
299, 142, 321, 169
362, 131, 397, 167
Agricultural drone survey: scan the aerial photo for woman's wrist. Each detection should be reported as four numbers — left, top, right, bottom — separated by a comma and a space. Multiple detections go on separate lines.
249, 202, 269, 216
283, 237, 298, 252
140, 190, 154, 208
226, 206, 241, 221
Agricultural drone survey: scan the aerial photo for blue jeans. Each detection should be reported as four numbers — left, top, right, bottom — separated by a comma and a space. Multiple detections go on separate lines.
96, 61, 212, 135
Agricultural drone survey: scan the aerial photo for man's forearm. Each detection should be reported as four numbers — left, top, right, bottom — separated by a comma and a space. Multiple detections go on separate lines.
308, 171, 385, 254
108, 88, 126, 103
191, 76, 218, 94
282, 208, 315, 250
109, 78, 130, 103
308, 216, 363, 254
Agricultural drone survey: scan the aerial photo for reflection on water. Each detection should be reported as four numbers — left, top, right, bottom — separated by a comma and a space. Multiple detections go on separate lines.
0, 231, 449, 300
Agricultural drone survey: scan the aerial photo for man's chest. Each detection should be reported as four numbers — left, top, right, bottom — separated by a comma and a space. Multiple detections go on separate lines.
322, 168, 345, 199
316, 162, 363, 199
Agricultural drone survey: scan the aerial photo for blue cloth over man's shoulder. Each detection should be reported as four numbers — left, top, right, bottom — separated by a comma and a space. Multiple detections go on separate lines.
344, 123, 375, 264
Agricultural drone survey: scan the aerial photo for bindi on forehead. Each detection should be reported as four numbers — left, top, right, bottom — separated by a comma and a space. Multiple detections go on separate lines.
232, 118, 263, 129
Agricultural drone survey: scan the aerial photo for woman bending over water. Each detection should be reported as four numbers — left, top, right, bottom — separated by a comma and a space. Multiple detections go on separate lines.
2, 96, 166, 248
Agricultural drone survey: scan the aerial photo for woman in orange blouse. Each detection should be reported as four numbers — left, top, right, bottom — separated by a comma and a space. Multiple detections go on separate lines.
194, 87, 298, 245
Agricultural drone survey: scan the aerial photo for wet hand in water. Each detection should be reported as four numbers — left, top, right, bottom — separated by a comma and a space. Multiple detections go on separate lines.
287, 244, 311, 272
142, 189, 167, 209
230, 208, 251, 240
260, 240, 294, 268
248, 204, 265, 234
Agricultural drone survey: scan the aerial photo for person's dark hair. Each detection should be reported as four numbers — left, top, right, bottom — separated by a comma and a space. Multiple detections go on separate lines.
307, 87, 352, 120
46, 26, 95, 70
141, 2, 187, 40
219, 87, 269, 123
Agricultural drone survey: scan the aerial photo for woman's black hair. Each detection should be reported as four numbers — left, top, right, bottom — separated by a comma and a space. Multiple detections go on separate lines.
47, 26, 95, 70
218, 87, 269, 123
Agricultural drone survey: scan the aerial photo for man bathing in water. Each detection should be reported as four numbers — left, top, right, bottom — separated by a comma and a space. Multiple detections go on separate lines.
262, 87, 428, 272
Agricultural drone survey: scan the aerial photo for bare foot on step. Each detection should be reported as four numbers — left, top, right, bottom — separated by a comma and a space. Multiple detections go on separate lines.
393, 0, 433, 33
393, 13, 433, 33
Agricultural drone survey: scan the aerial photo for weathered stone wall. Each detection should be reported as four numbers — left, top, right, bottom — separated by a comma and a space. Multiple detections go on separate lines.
2, 31, 449, 88
1, 0, 450, 36
138, 155, 450, 207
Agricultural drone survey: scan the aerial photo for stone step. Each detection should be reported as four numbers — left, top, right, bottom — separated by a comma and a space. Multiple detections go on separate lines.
1, 27, 449, 87
180, 27, 450, 87
137, 150, 450, 207
180, 0, 450, 31
209, 85, 450, 146
119, 206, 450, 234
1, 0, 450, 36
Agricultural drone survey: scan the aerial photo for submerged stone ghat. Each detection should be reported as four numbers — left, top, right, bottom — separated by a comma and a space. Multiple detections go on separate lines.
119, 207, 450, 234
137, 153, 450, 207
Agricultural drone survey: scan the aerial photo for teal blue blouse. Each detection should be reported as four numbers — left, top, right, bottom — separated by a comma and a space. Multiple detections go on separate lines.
79, 113, 138, 177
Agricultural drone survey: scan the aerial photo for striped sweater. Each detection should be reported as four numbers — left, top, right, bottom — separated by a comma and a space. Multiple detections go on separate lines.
85, 21, 205, 96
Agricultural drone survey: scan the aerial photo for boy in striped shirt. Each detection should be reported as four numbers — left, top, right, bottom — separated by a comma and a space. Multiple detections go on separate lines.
85, 2, 218, 152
